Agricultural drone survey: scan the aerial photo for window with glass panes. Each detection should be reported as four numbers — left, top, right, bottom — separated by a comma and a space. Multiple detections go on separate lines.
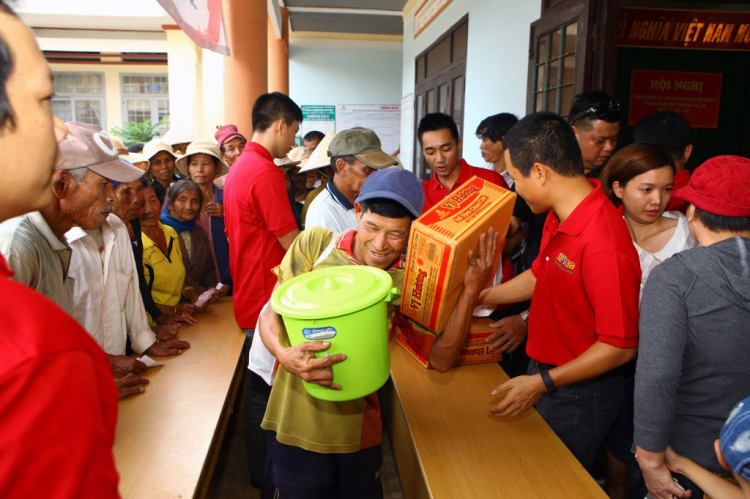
121, 75, 170, 134
532, 21, 578, 117
51, 72, 106, 126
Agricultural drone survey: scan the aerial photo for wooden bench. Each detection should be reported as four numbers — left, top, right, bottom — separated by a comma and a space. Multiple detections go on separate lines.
113, 299, 245, 499
383, 342, 607, 498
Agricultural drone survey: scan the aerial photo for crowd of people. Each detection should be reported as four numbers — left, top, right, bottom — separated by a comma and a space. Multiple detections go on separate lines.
0, 2, 748, 499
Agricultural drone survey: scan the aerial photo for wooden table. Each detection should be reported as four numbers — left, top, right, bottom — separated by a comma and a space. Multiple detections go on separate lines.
113, 299, 245, 499
383, 342, 607, 498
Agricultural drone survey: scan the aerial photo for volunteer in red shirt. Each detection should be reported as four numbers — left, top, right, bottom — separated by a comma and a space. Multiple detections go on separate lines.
418, 112, 508, 211
0, 4, 120, 496
479, 112, 641, 475
633, 110, 694, 213
223, 91, 302, 487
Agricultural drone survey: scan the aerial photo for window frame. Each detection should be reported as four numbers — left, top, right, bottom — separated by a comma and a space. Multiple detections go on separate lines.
119, 73, 170, 134
51, 71, 107, 126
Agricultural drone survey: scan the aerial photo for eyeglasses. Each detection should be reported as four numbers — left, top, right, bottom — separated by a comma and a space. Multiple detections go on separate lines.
570, 99, 621, 125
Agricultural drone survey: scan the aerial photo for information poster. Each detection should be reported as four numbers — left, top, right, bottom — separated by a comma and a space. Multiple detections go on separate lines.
335, 105, 401, 155
629, 70, 722, 128
301, 105, 336, 137
399, 94, 414, 172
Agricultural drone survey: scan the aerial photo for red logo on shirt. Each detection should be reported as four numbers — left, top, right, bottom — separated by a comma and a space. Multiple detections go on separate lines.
555, 253, 576, 274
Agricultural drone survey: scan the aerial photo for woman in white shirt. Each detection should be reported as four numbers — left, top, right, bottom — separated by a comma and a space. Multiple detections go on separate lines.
601, 142, 697, 300
599, 141, 697, 499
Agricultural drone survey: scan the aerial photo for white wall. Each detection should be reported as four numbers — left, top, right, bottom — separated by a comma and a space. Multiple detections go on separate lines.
402, 0, 541, 167
289, 45, 403, 107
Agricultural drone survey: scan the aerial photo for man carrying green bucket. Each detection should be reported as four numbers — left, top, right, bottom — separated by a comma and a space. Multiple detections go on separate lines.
258, 161, 499, 498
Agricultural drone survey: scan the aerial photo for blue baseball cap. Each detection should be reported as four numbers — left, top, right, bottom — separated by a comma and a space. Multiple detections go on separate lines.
356, 168, 424, 219
720, 396, 750, 480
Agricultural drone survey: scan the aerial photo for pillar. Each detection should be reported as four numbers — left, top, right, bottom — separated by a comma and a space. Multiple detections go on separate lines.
222, 0, 267, 138
267, 8, 289, 95
165, 27, 203, 137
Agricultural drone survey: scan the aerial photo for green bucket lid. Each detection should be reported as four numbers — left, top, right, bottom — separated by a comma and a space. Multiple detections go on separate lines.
271, 265, 395, 319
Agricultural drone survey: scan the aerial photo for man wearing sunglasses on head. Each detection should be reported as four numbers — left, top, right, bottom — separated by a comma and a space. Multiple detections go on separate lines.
568, 90, 621, 179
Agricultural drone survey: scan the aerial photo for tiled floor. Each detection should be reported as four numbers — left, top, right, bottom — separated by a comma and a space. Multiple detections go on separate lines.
207, 430, 405, 499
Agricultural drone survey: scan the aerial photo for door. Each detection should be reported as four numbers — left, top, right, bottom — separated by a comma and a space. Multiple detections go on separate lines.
526, 0, 620, 118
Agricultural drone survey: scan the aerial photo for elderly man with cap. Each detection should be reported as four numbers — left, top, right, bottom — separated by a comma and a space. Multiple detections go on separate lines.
56, 124, 188, 380
305, 128, 398, 233
258, 168, 498, 498
142, 138, 180, 205
216, 124, 247, 168
634, 155, 750, 499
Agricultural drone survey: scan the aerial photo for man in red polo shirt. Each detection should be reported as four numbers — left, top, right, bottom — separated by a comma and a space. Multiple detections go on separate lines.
418, 112, 508, 211
0, 4, 120, 496
223, 91, 302, 487
479, 112, 641, 475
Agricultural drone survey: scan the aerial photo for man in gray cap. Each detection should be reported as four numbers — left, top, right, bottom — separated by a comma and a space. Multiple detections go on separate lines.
305, 128, 398, 233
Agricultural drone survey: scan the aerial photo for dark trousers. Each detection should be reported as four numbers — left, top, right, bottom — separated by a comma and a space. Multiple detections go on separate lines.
243, 330, 272, 488
262, 431, 383, 499
529, 359, 625, 474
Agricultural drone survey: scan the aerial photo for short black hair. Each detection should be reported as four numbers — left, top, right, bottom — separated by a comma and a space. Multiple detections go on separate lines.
360, 198, 416, 221
128, 142, 144, 154
568, 90, 621, 127
0, 2, 18, 131
633, 110, 691, 161
303, 130, 325, 143
251, 92, 303, 132
504, 111, 584, 178
476, 113, 519, 143
417, 112, 459, 145
694, 206, 750, 233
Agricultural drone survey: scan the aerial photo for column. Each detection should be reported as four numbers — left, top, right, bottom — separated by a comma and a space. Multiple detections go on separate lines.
267, 7, 289, 95
222, 0, 267, 138
165, 27, 203, 137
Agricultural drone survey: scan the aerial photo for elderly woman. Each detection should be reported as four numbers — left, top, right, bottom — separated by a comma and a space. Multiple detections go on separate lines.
175, 141, 232, 291
161, 179, 227, 301
140, 182, 200, 321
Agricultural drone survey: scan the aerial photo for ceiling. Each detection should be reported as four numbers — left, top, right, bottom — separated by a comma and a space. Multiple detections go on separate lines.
283, 0, 407, 36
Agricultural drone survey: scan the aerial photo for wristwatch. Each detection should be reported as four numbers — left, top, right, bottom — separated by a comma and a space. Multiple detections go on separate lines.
520, 309, 530, 326
540, 370, 558, 394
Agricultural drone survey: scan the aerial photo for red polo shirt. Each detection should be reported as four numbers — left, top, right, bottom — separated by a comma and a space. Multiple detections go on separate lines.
422, 159, 508, 211
224, 142, 299, 328
527, 180, 640, 366
666, 169, 691, 213
0, 256, 120, 497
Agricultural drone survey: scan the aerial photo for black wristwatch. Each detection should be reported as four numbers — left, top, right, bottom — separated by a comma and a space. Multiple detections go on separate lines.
540, 370, 558, 394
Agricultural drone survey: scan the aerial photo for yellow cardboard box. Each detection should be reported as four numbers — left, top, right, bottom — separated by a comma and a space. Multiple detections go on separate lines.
400, 175, 516, 333
395, 317, 503, 367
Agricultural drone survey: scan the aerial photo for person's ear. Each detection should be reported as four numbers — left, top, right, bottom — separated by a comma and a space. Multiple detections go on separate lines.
355, 202, 363, 223
457, 138, 463, 155
612, 180, 625, 199
572, 125, 581, 140
683, 144, 694, 165
686, 203, 697, 223
715, 439, 732, 471
532, 162, 547, 184
52, 172, 70, 200
274, 119, 285, 136
335, 158, 348, 176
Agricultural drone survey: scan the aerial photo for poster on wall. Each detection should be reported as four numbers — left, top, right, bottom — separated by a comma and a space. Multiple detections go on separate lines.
399, 94, 415, 172
336, 105, 401, 156
301, 106, 336, 138
629, 70, 723, 129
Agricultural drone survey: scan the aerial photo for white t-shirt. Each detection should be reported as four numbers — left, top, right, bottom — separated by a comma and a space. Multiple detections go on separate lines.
305, 180, 358, 233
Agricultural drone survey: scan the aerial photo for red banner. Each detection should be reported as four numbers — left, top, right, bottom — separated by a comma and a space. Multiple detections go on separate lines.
629, 70, 723, 129
619, 8, 750, 50
157, 0, 229, 55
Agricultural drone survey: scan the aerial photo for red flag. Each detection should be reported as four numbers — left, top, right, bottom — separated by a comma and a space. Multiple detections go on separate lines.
158, 0, 230, 55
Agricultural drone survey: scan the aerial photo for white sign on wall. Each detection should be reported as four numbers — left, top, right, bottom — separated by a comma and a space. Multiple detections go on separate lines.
399, 94, 414, 172
335, 105, 401, 156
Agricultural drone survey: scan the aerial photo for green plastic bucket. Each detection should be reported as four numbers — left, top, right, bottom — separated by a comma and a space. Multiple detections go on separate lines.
270, 265, 399, 402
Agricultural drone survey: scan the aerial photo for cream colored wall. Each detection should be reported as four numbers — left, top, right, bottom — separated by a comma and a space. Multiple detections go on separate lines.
50, 63, 168, 134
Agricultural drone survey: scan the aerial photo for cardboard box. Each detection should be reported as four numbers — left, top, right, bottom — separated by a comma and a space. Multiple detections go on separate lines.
400, 176, 516, 333
396, 317, 503, 367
